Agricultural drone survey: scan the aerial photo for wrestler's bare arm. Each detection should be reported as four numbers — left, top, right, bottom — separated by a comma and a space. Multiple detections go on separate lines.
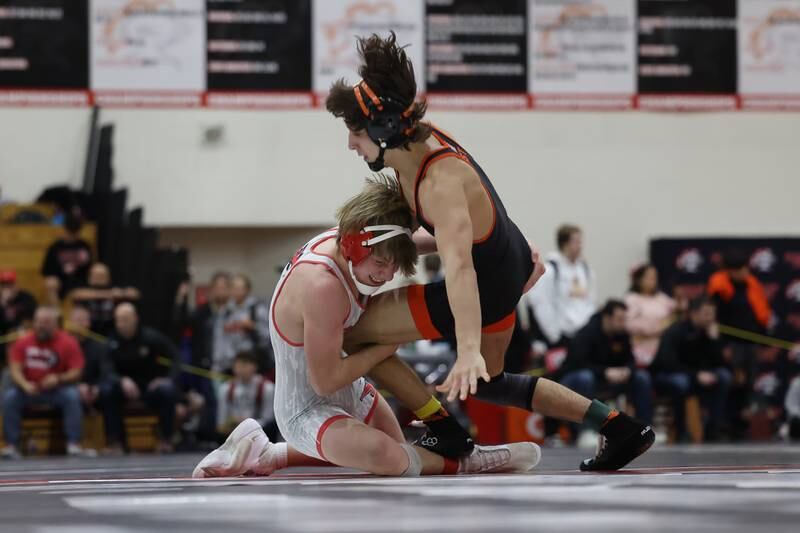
303, 275, 397, 396
418, 166, 490, 400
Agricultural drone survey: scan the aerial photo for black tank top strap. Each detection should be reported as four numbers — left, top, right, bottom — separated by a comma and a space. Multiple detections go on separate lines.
413, 145, 456, 232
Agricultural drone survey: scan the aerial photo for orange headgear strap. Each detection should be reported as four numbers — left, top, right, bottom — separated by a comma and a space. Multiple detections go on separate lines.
401, 101, 415, 118
353, 84, 370, 117
353, 80, 383, 118
359, 81, 383, 110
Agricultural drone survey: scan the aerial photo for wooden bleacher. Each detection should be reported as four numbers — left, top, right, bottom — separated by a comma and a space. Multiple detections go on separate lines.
0, 204, 96, 305
0, 204, 163, 455
0, 410, 160, 455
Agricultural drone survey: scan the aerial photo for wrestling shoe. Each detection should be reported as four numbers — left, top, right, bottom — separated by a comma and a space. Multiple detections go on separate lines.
414, 415, 475, 459
459, 442, 541, 474
192, 418, 268, 478
579, 411, 655, 471
246, 436, 286, 476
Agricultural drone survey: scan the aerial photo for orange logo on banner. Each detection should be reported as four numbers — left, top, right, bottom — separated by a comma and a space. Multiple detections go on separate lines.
322, 2, 397, 64
748, 8, 800, 60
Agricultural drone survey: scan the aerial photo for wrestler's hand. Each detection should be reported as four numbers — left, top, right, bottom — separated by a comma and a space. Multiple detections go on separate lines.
437, 350, 490, 402
522, 240, 546, 293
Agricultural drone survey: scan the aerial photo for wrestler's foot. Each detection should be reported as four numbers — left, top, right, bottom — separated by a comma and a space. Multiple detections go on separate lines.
247, 437, 285, 476
579, 411, 655, 471
459, 442, 541, 474
192, 418, 268, 478
414, 415, 474, 459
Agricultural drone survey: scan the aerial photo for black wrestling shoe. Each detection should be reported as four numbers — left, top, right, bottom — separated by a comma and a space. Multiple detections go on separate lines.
414, 416, 475, 459
579, 411, 655, 471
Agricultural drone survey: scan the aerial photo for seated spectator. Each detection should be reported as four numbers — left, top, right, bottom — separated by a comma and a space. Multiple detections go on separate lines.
1, 270, 37, 361
105, 303, 180, 453
708, 249, 772, 439
1, 306, 92, 458
216, 351, 276, 440
559, 300, 653, 429
651, 297, 732, 442
67, 305, 121, 453
225, 274, 272, 373
527, 224, 597, 348
41, 212, 93, 304
625, 264, 675, 368
70, 262, 140, 336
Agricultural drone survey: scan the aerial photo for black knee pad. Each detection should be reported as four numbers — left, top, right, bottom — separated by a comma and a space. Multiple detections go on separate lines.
474, 372, 538, 411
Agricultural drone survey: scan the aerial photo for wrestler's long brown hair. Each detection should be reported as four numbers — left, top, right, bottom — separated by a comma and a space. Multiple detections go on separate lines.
336, 174, 417, 277
326, 31, 432, 150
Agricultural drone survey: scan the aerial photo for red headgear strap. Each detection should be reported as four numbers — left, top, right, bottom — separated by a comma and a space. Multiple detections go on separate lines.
340, 225, 413, 266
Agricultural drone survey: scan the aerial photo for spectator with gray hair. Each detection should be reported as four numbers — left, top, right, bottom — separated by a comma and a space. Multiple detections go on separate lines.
225, 274, 272, 373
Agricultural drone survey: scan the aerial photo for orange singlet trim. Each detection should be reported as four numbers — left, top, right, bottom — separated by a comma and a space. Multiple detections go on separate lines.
406, 284, 443, 340
420, 128, 498, 244
481, 310, 516, 334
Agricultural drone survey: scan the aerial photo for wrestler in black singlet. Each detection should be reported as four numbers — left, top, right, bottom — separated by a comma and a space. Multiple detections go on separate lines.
406, 126, 534, 340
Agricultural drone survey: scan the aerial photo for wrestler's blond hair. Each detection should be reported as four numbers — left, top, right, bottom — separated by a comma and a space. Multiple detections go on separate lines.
336, 174, 417, 277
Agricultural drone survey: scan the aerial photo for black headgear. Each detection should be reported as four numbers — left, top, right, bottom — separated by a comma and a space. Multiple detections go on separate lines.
353, 80, 415, 171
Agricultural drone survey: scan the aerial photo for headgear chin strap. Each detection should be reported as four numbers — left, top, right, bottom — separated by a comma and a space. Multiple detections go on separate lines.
353, 80, 415, 172
340, 224, 413, 296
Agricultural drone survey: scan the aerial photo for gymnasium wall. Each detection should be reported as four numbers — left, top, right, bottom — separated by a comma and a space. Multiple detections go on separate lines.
2, 107, 799, 298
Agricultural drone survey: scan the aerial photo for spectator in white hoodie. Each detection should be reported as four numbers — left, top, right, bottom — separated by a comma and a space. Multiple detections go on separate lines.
527, 224, 596, 348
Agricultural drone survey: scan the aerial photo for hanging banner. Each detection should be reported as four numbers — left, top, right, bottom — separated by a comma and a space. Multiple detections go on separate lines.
637, 0, 738, 111
312, 0, 424, 100
425, 0, 527, 108
0, 1, 89, 105
206, 0, 312, 105
528, 0, 636, 110
90, 0, 205, 106
738, 0, 800, 110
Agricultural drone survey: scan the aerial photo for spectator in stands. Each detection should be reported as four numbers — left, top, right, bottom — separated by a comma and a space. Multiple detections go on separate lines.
70, 262, 140, 336
559, 300, 653, 429
651, 297, 732, 442
174, 271, 233, 441
0, 270, 37, 357
423, 254, 444, 283
1, 306, 90, 459
708, 249, 771, 439
625, 264, 675, 368
225, 274, 272, 373
187, 271, 233, 374
67, 305, 120, 453
41, 212, 92, 304
708, 249, 771, 336
105, 303, 180, 453
527, 224, 597, 347
216, 351, 276, 440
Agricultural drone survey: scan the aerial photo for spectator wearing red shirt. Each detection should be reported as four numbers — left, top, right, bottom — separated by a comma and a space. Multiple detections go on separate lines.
1, 306, 88, 459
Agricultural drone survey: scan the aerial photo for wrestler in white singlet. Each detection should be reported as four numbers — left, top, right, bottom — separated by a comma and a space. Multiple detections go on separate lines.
269, 229, 379, 460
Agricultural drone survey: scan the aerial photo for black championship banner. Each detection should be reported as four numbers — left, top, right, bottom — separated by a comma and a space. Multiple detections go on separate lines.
0, 0, 89, 105
637, 0, 738, 110
206, 0, 312, 108
424, 0, 528, 109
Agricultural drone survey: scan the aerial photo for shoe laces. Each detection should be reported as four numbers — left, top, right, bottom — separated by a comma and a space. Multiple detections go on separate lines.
461, 446, 510, 473
594, 435, 610, 460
